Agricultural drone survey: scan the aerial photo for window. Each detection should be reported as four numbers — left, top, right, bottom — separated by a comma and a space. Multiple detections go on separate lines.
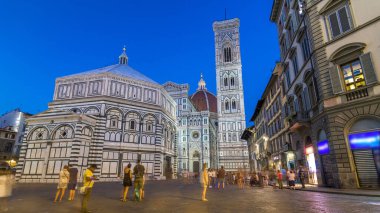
224, 47, 232, 62
285, 67, 291, 89
130, 120, 136, 130
292, 54, 299, 76
232, 100, 236, 110
203, 118, 208, 125
328, 5, 352, 38
230, 77, 235, 87
301, 34, 311, 61
224, 78, 228, 87
341, 60, 366, 91
147, 123, 153, 132
225, 101, 230, 111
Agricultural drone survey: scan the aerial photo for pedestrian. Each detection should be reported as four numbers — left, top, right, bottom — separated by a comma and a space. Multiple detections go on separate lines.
212, 169, 217, 188
121, 163, 132, 202
289, 170, 296, 190
0, 167, 14, 212
54, 165, 70, 203
217, 166, 226, 189
286, 169, 290, 188
68, 165, 78, 201
200, 163, 209, 202
207, 169, 212, 188
277, 170, 283, 189
81, 164, 97, 213
298, 166, 306, 188
237, 170, 243, 189
133, 159, 145, 201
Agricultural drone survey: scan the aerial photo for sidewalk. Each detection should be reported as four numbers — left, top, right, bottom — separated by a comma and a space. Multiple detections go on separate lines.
295, 184, 380, 197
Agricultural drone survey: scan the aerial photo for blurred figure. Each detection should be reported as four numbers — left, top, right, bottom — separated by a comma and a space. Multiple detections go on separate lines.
133, 159, 145, 201
298, 166, 306, 188
121, 163, 132, 202
54, 165, 69, 203
0, 166, 14, 212
200, 163, 209, 201
81, 164, 97, 213
68, 164, 78, 201
217, 166, 225, 189
277, 170, 283, 189
207, 169, 212, 188
289, 170, 296, 190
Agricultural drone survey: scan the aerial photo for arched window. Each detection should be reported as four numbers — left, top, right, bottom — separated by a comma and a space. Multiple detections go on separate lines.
230, 77, 235, 87
232, 100, 236, 110
225, 101, 230, 111
224, 47, 232, 62
224, 77, 228, 87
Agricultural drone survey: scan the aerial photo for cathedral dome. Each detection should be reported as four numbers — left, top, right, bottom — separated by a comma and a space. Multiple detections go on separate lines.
190, 74, 217, 113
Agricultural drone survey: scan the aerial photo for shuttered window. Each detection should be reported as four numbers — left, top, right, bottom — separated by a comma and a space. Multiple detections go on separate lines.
328, 5, 352, 39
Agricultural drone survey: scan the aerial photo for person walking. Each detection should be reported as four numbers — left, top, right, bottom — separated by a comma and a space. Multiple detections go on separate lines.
200, 163, 209, 202
0, 168, 14, 212
121, 163, 132, 202
81, 164, 97, 213
276, 170, 283, 189
133, 159, 145, 201
289, 170, 296, 190
298, 166, 306, 188
286, 169, 290, 188
54, 165, 70, 203
217, 166, 226, 189
68, 165, 78, 201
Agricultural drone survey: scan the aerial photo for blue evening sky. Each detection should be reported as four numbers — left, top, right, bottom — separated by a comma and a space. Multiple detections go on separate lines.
0, 0, 279, 125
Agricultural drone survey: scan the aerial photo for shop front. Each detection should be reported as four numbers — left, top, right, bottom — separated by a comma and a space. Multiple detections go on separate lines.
305, 146, 318, 185
348, 117, 380, 189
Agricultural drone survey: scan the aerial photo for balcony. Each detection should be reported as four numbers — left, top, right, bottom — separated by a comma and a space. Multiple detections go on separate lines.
289, 111, 310, 132
345, 87, 369, 101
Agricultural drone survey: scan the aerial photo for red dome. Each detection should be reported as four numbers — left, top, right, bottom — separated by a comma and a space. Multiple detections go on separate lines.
190, 90, 217, 113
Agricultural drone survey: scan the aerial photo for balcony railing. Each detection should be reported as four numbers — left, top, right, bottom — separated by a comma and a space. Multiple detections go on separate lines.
345, 87, 369, 101
289, 111, 310, 131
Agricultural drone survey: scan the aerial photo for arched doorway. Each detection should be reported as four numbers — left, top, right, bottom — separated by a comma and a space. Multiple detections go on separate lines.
317, 130, 333, 186
348, 117, 380, 188
192, 151, 200, 174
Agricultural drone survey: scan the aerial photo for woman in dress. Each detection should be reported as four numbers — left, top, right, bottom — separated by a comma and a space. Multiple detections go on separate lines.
54, 165, 70, 202
121, 163, 132, 202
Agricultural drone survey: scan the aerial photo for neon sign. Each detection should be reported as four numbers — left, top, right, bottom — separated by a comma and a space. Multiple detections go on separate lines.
317, 140, 329, 155
349, 131, 380, 150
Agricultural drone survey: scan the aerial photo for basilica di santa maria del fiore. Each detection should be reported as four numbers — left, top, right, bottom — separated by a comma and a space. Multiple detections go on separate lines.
16, 18, 249, 182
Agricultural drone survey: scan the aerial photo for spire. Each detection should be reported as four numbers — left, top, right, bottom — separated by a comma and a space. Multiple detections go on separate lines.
197, 72, 207, 90
119, 46, 128, 65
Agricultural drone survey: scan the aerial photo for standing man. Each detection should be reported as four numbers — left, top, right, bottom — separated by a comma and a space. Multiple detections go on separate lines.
68, 164, 78, 201
298, 166, 306, 188
217, 166, 226, 189
200, 163, 209, 202
81, 164, 97, 213
133, 159, 145, 201
276, 170, 283, 189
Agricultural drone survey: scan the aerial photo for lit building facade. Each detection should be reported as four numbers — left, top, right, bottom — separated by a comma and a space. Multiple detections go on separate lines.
270, 0, 380, 188
16, 49, 178, 182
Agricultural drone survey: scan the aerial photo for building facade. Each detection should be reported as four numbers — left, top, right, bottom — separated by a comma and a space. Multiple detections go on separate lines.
267, 0, 380, 188
0, 127, 16, 161
213, 18, 249, 171
0, 109, 32, 159
16, 49, 178, 182
164, 75, 218, 174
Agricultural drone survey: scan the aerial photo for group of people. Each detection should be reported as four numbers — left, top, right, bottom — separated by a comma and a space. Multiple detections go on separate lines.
206, 166, 226, 189
247, 166, 307, 190
55, 159, 146, 213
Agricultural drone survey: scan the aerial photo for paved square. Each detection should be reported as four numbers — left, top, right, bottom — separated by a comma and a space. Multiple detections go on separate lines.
4, 181, 380, 213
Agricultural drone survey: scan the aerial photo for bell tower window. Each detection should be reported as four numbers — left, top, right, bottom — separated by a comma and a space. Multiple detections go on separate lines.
224, 47, 232, 62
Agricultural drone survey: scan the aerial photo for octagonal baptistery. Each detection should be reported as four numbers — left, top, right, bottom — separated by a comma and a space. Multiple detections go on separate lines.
17, 49, 178, 183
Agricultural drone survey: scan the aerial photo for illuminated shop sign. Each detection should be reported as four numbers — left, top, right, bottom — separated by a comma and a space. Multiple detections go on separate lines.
305, 146, 314, 155
317, 140, 330, 155
349, 131, 380, 150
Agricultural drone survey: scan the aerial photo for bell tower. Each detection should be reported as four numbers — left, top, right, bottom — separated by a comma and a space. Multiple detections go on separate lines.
213, 18, 248, 171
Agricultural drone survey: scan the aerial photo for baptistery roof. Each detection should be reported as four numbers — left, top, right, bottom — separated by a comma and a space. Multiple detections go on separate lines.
190, 74, 217, 113
64, 63, 158, 84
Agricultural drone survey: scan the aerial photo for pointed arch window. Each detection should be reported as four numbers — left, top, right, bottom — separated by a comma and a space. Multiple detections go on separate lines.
130, 120, 136, 130
224, 47, 232, 62
232, 100, 237, 110
225, 101, 230, 111
230, 77, 235, 87
224, 77, 228, 87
